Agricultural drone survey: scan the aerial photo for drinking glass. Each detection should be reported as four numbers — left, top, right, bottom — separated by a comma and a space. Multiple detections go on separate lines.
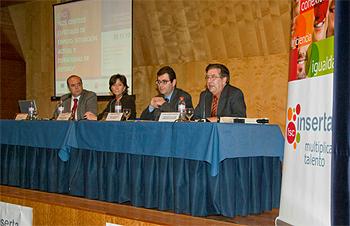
186, 108, 194, 121
123, 108, 131, 121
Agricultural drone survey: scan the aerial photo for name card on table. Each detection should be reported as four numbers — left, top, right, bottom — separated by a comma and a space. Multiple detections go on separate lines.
57, 112, 71, 121
106, 112, 123, 121
158, 112, 180, 122
15, 113, 28, 120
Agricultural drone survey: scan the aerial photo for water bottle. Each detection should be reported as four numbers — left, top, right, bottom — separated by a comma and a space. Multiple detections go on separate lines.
28, 101, 35, 120
58, 100, 64, 115
178, 96, 186, 121
115, 100, 122, 113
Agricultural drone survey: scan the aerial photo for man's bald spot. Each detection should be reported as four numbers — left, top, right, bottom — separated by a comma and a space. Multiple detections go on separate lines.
66, 75, 82, 86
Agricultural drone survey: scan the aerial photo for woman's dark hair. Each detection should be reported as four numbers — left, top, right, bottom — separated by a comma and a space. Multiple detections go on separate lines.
109, 74, 129, 95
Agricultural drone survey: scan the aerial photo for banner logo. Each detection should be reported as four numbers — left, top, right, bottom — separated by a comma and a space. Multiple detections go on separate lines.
286, 104, 301, 151
286, 102, 332, 167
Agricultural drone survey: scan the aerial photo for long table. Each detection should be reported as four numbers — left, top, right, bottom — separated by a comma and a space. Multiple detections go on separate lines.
0, 120, 284, 217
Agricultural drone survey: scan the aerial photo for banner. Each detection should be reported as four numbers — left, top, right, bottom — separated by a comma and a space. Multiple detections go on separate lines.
0, 202, 33, 226
277, 0, 335, 225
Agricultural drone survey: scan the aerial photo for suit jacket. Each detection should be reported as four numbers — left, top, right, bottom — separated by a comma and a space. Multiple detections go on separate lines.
53, 89, 97, 120
140, 88, 193, 121
194, 84, 246, 119
98, 94, 136, 120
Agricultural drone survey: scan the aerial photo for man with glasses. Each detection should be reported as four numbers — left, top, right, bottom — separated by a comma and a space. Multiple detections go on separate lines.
53, 75, 97, 120
140, 66, 193, 120
194, 63, 246, 122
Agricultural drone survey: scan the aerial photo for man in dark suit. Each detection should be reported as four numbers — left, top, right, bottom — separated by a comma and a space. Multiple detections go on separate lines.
141, 66, 193, 120
194, 63, 246, 122
53, 75, 97, 120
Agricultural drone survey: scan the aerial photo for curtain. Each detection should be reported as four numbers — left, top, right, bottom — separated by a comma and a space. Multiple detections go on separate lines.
1, 145, 281, 217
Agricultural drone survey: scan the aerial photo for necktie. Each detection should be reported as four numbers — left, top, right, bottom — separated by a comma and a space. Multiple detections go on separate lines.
164, 97, 169, 103
211, 95, 218, 117
71, 98, 78, 120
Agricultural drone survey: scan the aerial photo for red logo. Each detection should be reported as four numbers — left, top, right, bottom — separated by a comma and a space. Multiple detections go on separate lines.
287, 122, 296, 144
286, 104, 301, 151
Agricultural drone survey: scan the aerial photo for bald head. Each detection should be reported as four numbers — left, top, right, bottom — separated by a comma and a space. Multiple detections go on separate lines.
67, 75, 83, 97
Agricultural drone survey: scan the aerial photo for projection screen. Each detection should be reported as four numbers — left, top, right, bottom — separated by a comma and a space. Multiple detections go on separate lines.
53, 0, 132, 97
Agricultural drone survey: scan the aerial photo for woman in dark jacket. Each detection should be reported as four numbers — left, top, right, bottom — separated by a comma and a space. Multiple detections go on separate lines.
85, 74, 136, 120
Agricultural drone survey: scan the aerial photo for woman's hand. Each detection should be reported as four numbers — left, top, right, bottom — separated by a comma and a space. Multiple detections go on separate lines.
84, 112, 97, 120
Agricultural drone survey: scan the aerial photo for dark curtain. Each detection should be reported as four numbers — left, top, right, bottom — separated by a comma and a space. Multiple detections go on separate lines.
331, 0, 350, 225
1, 144, 281, 217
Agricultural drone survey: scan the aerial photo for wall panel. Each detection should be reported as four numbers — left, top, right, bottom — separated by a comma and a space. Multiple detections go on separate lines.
0, 7, 26, 119
7, 0, 291, 130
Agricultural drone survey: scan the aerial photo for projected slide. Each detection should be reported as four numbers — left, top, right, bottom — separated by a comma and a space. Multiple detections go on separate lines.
54, 0, 132, 96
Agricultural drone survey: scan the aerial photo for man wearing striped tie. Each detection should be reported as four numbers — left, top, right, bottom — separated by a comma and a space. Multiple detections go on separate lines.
194, 64, 246, 122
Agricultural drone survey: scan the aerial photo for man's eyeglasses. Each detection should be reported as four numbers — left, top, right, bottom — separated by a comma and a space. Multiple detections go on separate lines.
155, 80, 171, 85
205, 74, 221, 80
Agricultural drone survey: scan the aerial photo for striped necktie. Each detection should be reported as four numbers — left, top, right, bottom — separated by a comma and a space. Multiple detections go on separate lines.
71, 98, 78, 120
211, 95, 218, 117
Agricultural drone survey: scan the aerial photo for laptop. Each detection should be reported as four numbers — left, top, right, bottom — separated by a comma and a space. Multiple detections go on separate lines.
18, 100, 37, 113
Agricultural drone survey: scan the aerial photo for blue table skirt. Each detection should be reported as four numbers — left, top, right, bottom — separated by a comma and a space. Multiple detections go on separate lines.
0, 120, 284, 177
1, 144, 281, 217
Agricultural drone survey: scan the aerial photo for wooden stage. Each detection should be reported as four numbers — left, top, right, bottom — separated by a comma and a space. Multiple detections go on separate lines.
0, 185, 279, 226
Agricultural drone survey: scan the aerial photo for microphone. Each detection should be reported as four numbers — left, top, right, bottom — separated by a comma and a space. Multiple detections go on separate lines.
109, 98, 116, 113
56, 95, 70, 110
52, 95, 70, 120
196, 90, 207, 122
202, 90, 207, 119
58, 94, 70, 107
61, 94, 71, 103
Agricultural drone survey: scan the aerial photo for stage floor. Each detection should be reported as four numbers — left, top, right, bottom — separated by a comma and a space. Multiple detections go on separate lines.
0, 185, 279, 226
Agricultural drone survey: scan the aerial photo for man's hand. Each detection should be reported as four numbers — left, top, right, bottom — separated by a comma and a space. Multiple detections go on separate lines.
150, 97, 166, 108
